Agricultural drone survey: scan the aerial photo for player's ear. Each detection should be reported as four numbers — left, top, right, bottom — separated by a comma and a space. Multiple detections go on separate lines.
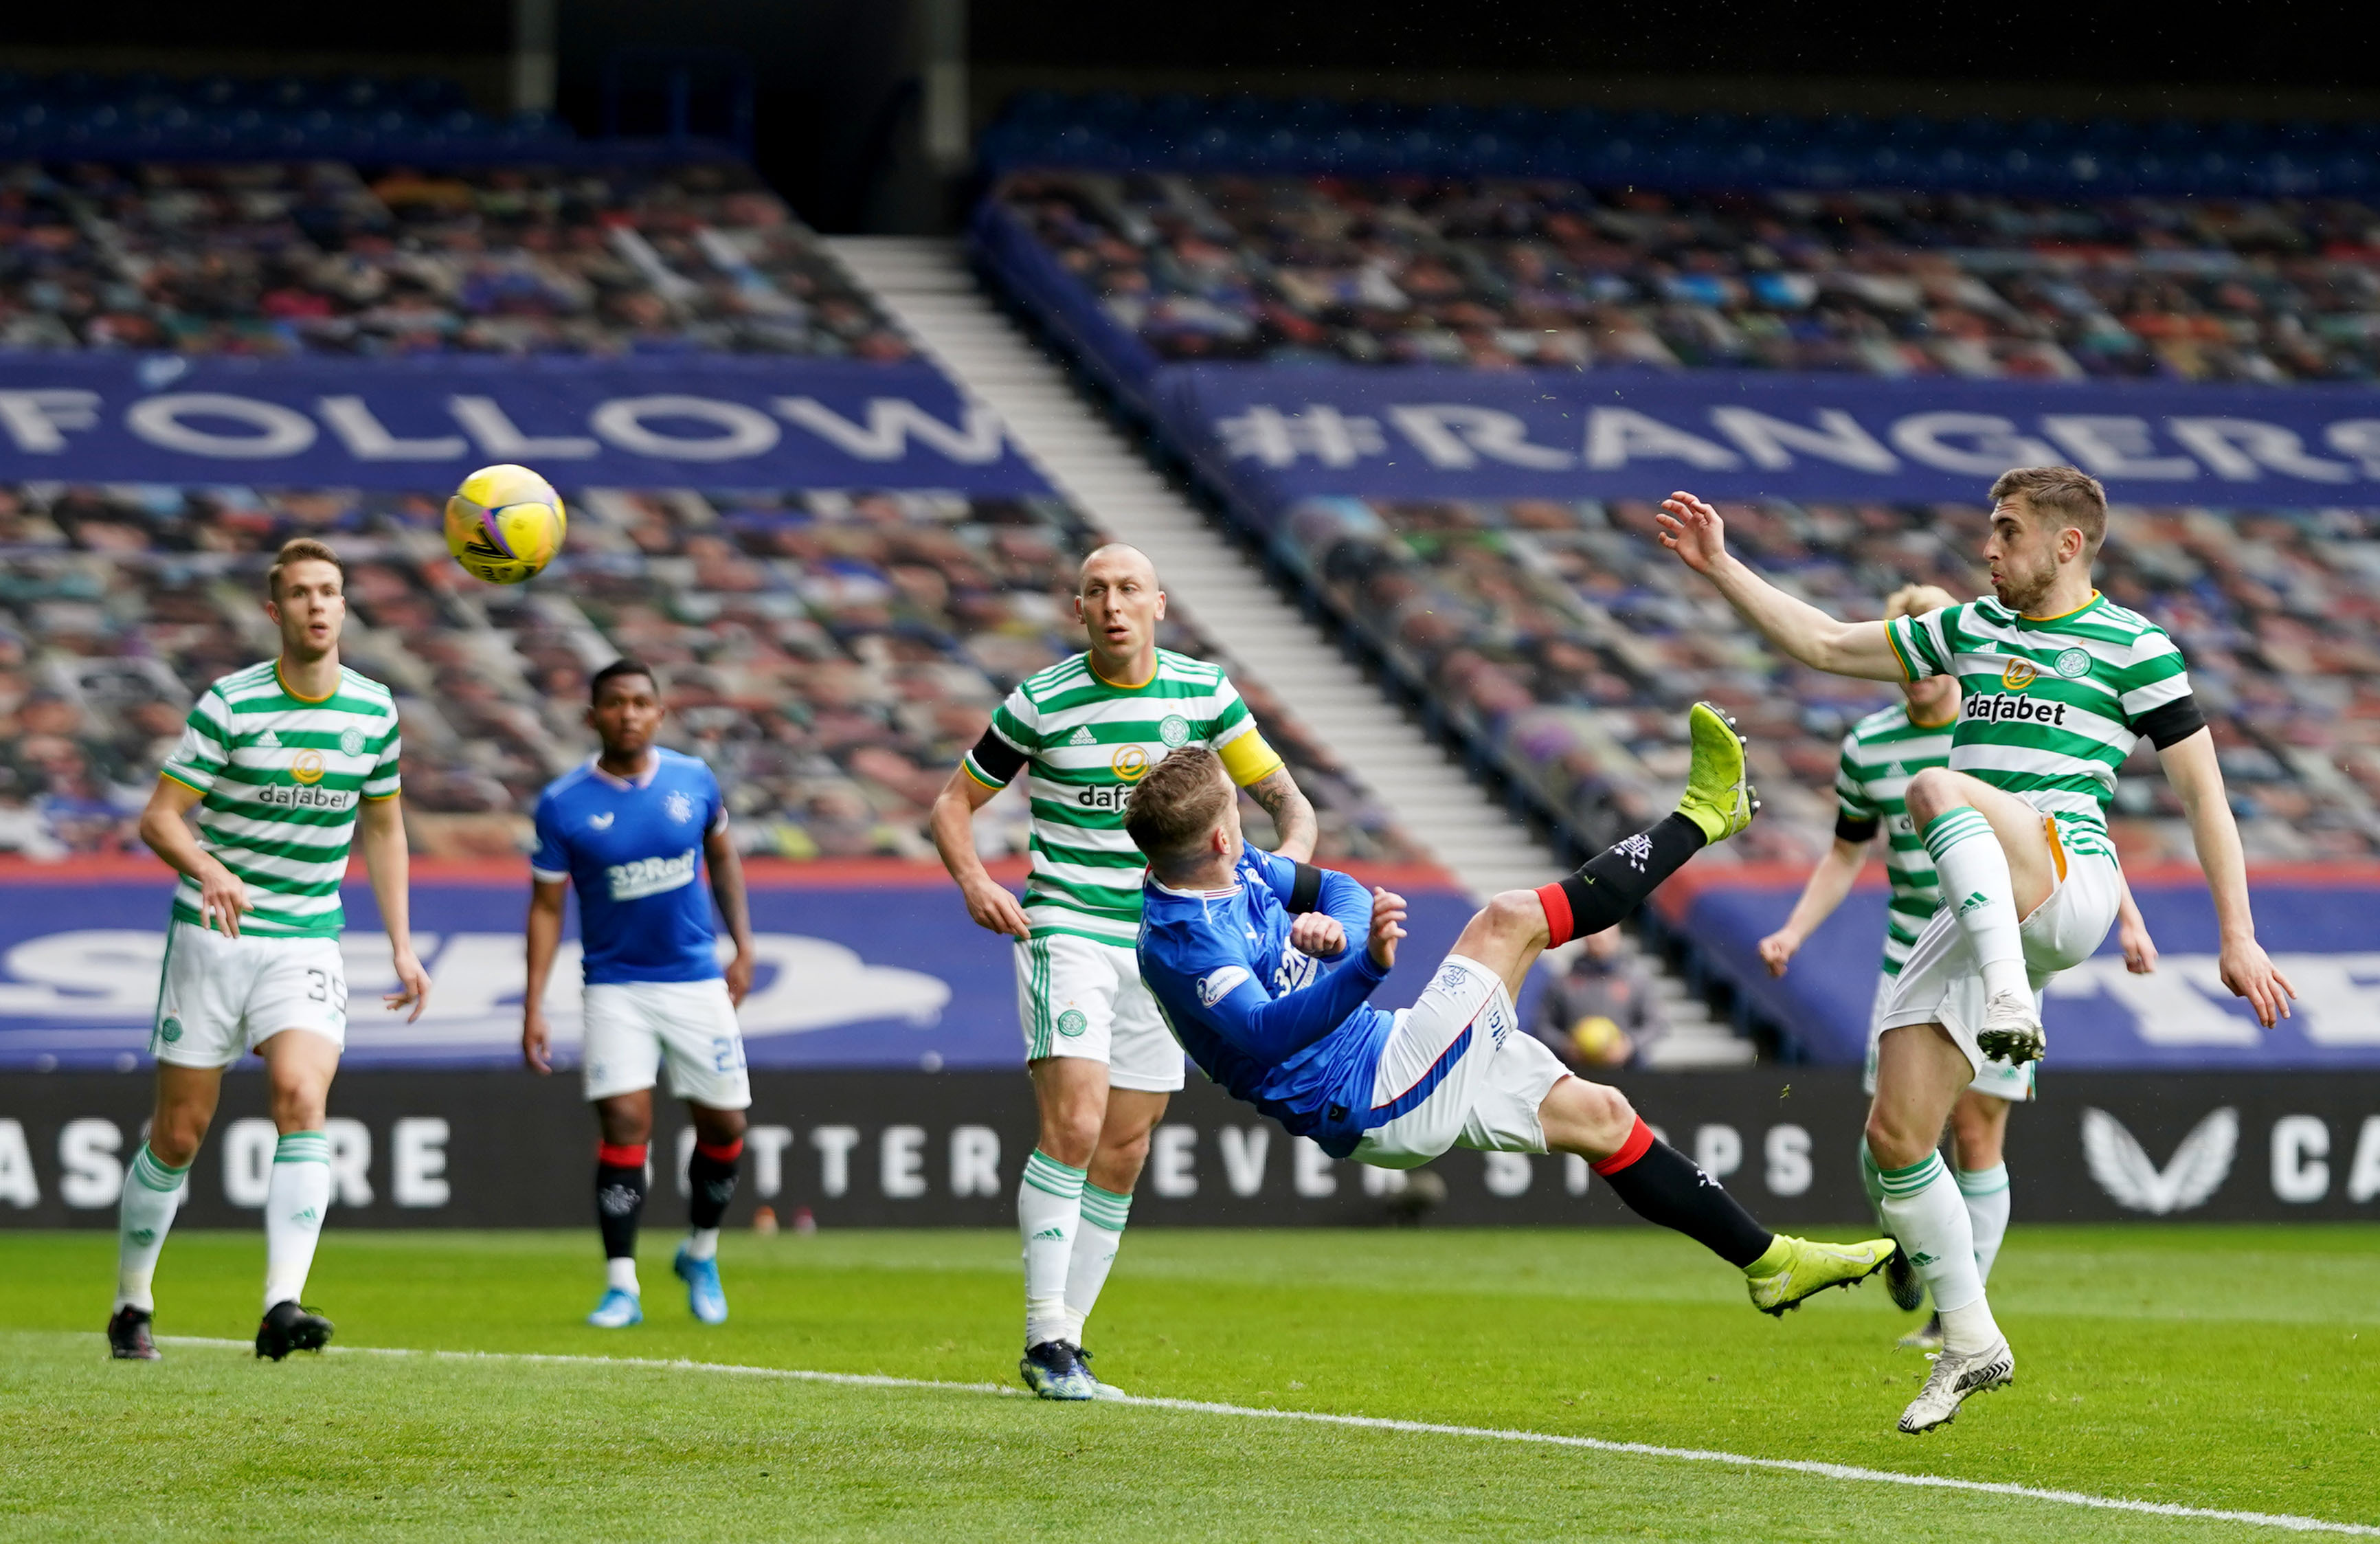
1152, 588, 1167, 620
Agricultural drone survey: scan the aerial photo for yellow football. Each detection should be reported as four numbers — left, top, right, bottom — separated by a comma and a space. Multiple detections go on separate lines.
445, 464, 566, 585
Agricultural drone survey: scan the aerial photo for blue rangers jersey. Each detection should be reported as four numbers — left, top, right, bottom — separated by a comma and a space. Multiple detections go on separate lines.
1137, 848, 1393, 1158
531, 749, 728, 985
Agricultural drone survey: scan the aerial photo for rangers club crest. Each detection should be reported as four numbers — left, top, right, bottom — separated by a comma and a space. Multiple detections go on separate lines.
666, 790, 694, 824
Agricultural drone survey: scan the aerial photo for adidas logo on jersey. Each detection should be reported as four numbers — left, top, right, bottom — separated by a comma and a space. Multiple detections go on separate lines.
257, 730, 281, 749
1068, 727, 1097, 747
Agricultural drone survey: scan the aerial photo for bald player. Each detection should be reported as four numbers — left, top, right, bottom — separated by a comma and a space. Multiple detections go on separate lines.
932, 544, 1316, 1400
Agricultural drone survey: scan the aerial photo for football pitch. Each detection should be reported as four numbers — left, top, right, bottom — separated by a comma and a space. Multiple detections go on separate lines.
3, 1226, 2376, 1541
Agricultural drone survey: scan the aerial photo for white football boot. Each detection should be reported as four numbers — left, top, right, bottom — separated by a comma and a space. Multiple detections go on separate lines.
1973, 990, 2045, 1067
1898, 1338, 2015, 1433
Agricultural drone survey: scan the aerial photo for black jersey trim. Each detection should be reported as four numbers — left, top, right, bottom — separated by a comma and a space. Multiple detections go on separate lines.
1835, 814, 1882, 844
1288, 861, 1324, 914
967, 727, 1027, 785
2133, 693, 2208, 751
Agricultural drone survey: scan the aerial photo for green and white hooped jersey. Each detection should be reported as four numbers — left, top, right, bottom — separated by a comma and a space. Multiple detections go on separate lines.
1885, 592, 2190, 860
157, 660, 402, 939
1834, 705, 1954, 978
964, 649, 1279, 946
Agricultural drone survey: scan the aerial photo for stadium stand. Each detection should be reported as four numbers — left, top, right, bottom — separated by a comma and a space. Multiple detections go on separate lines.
0, 70, 573, 160
0, 481, 1423, 869
991, 168, 2380, 382
0, 159, 910, 357
1274, 493, 2380, 869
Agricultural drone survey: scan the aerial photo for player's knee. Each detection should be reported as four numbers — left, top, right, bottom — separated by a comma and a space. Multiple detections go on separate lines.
1546, 1077, 1636, 1159
692, 1106, 748, 1145
1903, 767, 1960, 825
1863, 1106, 1927, 1171
1036, 1111, 1100, 1169
1485, 888, 1545, 939
148, 1108, 207, 1167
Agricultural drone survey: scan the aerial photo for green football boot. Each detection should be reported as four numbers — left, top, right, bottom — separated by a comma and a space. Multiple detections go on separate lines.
1676, 702, 1760, 844
1743, 1234, 1896, 1317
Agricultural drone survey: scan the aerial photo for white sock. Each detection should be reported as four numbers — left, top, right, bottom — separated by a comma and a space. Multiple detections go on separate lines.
1923, 807, 2030, 1003
261, 1131, 331, 1312
1019, 1149, 1086, 1347
685, 1227, 719, 1263
1064, 1183, 1132, 1343
1956, 1162, 2012, 1284
1876, 1150, 2000, 1352
607, 1255, 640, 1294
115, 1143, 189, 1313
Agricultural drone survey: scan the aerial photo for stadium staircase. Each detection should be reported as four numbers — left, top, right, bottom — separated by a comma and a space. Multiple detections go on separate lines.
829, 236, 1751, 1068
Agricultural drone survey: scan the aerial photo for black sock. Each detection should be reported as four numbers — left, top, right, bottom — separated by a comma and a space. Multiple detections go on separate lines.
1537, 813, 1707, 946
596, 1151, 647, 1262
688, 1140, 742, 1232
1591, 1119, 1772, 1268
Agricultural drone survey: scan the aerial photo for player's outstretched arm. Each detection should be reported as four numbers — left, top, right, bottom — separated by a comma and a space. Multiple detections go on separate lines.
521, 877, 568, 1073
2159, 728, 2293, 1025
1760, 837, 1867, 977
1655, 492, 1905, 682
704, 820, 756, 1005
137, 776, 250, 936
930, 763, 1031, 939
1245, 767, 1318, 862
357, 795, 431, 1022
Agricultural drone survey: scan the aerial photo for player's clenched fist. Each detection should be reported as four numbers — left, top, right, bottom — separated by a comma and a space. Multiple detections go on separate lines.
1288, 910, 1347, 959
1367, 888, 1408, 971
1655, 491, 1729, 573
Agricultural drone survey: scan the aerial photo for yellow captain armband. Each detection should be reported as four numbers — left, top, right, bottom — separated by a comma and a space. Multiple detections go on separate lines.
1217, 731, 1286, 788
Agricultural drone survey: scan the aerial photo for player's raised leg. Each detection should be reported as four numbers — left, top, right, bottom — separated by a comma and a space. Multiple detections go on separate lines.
1904, 769, 2063, 1065
254, 1027, 341, 1360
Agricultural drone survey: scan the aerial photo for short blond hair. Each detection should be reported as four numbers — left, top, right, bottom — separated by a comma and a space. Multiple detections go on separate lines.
1884, 583, 1957, 621
1124, 746, 1231, 873
267, 537, 345, 601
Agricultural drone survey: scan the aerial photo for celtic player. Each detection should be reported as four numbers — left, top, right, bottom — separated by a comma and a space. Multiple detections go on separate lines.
1757, 583, 2160, 1351
111, 538, 431, 1363
1659, 469, 2293, 1433
930, 543, 1316, 1400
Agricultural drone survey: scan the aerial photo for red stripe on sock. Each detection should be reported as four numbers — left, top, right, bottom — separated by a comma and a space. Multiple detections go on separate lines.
1588, 1117, 1655, 1176
1535, 882, 1575, 948
596, 1142, 648, 1167
695, 1137, 744, 1163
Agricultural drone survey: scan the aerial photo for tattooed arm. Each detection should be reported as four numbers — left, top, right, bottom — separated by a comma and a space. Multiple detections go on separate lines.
1246, 765, 1318, 862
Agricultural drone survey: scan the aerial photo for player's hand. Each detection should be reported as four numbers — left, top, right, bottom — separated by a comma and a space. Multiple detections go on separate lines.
1288, 912, 1346, 959
521, 1007, 552, 1074
1757, 928, 1800, 977
724, 946, 754, 1007
1654, 491, 1728, 574
961, 876, 1031, 939
2218, 937, 2295, 1028
385, 947, 431, 1023
2118, 910, 2159, 975
1367, 888, 1407, 972
197, 859, 252, 937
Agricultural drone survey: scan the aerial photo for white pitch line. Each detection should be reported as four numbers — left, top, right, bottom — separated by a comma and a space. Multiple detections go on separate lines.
152, 1336, 2375, 1536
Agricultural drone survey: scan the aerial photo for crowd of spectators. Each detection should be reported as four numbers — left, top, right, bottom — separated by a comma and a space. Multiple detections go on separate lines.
0, 482, 1420, 867
0, 159, 910, 358
1273, 492, 2380, 867
997, 170, 2380, 382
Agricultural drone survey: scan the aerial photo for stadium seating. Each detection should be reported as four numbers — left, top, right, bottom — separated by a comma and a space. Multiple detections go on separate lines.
0, 159, 911, 358
1275, 493, 2380, 866
0, 481, 1423, 867
991, 168, 2380, 382
0, 70, 572, 159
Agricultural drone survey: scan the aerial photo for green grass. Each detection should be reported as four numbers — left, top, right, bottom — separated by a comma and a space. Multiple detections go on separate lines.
3, 1225, 2376, 1541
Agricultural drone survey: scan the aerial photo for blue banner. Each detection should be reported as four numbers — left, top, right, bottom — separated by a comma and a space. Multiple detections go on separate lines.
0, 870, 1478, 1073
0, 356, 1048, 493
1666, 873, 2380, 1071
1153, 364, 2380, 513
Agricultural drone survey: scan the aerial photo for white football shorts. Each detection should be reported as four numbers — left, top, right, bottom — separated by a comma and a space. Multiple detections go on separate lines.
151, 919, 348, 1069
1863, 972, 2036, 1101
1878, 820, 2121, 1083
1013, 932, 1185, 1093
581, 978, 751, 1110
1351, 953, 1569, 1168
